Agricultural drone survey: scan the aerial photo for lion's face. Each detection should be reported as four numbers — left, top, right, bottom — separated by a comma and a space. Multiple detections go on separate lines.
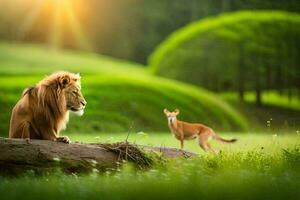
61, 74, 86, 116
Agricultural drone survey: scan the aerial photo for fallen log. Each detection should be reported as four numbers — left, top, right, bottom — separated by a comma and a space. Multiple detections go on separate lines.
0, 138, 197, 175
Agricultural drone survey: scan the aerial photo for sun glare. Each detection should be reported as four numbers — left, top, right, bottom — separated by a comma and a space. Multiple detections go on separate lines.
17, 0, 91, 50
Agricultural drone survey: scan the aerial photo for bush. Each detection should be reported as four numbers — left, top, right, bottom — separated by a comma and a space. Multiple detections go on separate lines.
149, 11, 300, 105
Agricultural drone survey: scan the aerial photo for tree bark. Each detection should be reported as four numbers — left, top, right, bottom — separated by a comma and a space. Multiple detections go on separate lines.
238, 43, 245, 102
0, 138, 197, 175
239, 89, 244, 102
255, 86, 262, 106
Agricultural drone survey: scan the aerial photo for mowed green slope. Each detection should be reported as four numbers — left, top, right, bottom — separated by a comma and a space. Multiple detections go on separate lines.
0, 42, 248, 135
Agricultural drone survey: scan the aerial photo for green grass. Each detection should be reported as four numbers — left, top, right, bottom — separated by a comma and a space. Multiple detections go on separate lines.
0, 42, 146, 75
0, 42, 248, 136
1, 133, 300, 200
69, 132, 300, 155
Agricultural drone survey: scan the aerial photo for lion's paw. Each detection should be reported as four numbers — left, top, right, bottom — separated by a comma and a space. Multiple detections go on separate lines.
57, 136, 71, 144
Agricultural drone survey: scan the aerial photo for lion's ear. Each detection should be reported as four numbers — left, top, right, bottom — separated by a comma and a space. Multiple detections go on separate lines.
59, 75, 70, 88
74, 73, 81, 81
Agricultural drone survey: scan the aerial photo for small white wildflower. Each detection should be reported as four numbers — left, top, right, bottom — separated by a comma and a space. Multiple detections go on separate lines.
89, 159, 98, 167
137, 131, 149, 137
137, 132, 149, 140
71, 173, 78, 179
53, 157, 61, 162
90, 159, 98, 164
106, 137, 114, 142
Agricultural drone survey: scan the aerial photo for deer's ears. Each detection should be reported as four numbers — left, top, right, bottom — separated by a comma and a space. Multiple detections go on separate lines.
163, 108, 169, 114
174, 109, 180, 115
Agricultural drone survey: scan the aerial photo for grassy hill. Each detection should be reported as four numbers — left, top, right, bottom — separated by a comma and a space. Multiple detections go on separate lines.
0, 42, 248, 136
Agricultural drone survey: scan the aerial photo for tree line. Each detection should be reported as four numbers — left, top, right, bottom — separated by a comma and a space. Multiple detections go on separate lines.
0, 0, 299, 63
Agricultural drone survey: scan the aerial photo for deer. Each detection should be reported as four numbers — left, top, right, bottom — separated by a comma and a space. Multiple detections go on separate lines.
164, 108, 236, 154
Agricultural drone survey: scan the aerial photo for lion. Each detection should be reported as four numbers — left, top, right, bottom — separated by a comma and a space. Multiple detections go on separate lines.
9, 71, 87, 143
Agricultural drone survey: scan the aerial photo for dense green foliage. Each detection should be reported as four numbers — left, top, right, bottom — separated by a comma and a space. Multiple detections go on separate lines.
136, 0, 300, 63
149, 11, 300, 105
0, 43, 248, 136
1, 133, 300, 200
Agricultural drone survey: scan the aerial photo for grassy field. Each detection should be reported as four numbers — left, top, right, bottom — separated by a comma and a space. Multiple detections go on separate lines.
1, 133, 300, 200
1, 42, 300, 200
69, 132, 300, 154
0, 42, 248, 135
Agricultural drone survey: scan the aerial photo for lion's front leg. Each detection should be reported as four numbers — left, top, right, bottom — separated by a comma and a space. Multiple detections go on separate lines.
41, 130, 70, 143
56, 136, 71, 144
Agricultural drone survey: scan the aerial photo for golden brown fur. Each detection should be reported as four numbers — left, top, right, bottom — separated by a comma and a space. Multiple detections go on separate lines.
9, 71, 86, 143
164, 109, 236, 154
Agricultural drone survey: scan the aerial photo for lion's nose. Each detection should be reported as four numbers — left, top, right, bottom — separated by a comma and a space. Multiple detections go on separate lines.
81, 100, 87, 106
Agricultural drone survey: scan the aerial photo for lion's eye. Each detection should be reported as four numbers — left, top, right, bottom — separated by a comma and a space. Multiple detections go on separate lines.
72, 91, 77, 95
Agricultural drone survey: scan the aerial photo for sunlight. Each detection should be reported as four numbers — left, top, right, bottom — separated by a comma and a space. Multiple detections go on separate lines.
15, 0, 92, 50
63, 0, 92, 50
48, 0, 63, 49
48, 0, 92, 50
17, 0, 44, 40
